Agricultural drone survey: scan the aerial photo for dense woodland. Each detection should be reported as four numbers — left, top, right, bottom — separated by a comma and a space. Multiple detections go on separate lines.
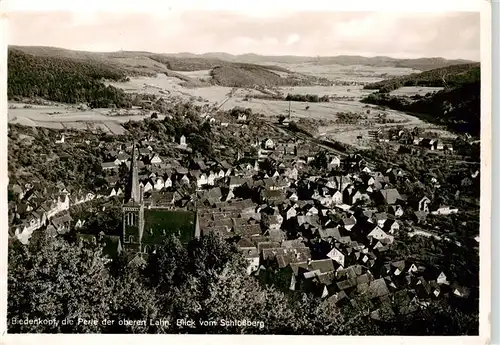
363, 63, 480, 92
8, 232, 478, 335
285, 93, 330, 103
8, 49, 133, 108
362, 81, 480, 136
361, 63, 481, 136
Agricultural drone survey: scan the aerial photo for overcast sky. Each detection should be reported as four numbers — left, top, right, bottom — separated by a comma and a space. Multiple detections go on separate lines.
8, 11, 480, 60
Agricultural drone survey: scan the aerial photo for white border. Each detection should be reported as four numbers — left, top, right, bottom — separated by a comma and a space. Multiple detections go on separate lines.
2, 0, 485, 13
0, 0, 492, 344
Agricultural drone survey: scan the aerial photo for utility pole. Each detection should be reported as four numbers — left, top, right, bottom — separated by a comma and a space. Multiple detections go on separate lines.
288, 100, 291, 120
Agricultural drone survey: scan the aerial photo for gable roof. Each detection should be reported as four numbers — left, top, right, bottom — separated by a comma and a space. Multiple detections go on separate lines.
378, 189, 402, 205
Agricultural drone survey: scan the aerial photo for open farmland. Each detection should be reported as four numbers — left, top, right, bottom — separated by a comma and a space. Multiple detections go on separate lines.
261, 62, 420, 84
7, 60, 457, 147
8, 104, 160, 135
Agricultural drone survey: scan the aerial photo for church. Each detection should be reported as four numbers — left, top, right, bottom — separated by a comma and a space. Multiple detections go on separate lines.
121, 144, 199, 256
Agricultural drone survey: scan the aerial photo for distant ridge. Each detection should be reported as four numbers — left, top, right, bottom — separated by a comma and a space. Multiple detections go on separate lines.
10, 45, 477, 71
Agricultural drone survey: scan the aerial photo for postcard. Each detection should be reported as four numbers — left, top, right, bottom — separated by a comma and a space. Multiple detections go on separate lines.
0, 0, 492, 344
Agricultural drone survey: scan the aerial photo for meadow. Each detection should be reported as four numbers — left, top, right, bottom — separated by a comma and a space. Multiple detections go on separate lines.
8, 63, 454, 148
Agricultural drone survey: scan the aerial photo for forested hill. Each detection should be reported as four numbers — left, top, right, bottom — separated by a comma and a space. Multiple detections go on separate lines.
363, 63, 480, 92
362, 80, 480, 136
8, 49, 133, 108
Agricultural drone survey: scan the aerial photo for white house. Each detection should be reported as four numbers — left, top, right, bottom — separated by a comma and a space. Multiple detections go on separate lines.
327, 248, 345, 267
164, 176, 173, 189
154, 177, 165, 191
207, 171, 216, 186
327, 156, 341, 169
367, 226, 394, 244
264, 138, 275, 150
437, 272, 450, 285
286, 206, 297, 220
55, 134, 65, 144
150, 154, 162, 165
179, 135, 187, 148
431, 206, 458, 216
331, 190, 343, 205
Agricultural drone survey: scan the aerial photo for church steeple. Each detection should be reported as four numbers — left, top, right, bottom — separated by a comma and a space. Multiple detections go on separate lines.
125, 142, 140, 203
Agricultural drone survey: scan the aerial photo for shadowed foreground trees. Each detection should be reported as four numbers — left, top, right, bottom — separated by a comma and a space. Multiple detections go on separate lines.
8, 232, 478, 334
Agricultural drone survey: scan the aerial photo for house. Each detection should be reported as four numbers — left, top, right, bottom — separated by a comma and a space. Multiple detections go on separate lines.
431, 205, 458, 216
327, 248, 345, 267
260, 189, 285, 204
191, 171, 208, 188
164, 175, 173, 189
420, 138, 437, 150
262, 214, 283, 231
383, 219, 400, 234
154, 177, 165, 191
413, 196, 431, 213
389, 205, 404, 218
207, 171, 216, 186
305, 206, 319, 216
413, 211, 427, 224
51, 214, 73, 234
101, 162, 118, 170
367, 226, 394, 245
341, 216, 357, 231
150, 154, 162, 165
116, 153, 130, 163
343, 187, 369, 205
437, 272, 450, 285
75, 219, 86, 229
330, 190, 343, 205
179, 135, 187, 147
284, 167, 299, 180
264, 138, 275, 150
285, 206, 297, 220
229, 176, 246, 190
142, 180, 154, 193
375, 188, 402, 205
373, 212, 388, 228
288, 191, 299, 203
55, 134, 65, 144
327, 156, 341, 170
390, 261, 406, 276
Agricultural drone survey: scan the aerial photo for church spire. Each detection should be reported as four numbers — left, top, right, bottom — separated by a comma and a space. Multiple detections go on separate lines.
125, 142, 140, 203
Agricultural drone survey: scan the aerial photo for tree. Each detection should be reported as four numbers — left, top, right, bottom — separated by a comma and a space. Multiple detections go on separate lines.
107, 265, 161, 333
8, 237, 114, 333
314, 150, 328, 170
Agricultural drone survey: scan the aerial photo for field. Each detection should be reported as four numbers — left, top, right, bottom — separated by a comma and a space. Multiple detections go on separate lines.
8, 104, 160, 135
8, 61, 456, 148
262, 62, 420, 84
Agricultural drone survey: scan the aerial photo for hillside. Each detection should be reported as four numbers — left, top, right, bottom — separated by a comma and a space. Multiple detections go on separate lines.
362, 80, 480, 135
210, 65, 288, 87
8, 49, 133, 108
363, 63, 481, 92
209, 64, 325, 87
12, 46, 475, 72
166, 52, 475, 70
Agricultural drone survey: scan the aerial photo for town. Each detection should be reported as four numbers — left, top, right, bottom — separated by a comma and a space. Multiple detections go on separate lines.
6, 10, 482, 334
8, 99, 479, 324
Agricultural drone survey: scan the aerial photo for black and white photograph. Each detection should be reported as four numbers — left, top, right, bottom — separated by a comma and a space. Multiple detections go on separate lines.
2, 0, 492, 339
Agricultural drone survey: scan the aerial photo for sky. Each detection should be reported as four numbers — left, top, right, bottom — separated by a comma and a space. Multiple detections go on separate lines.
7, 11, 481, 60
